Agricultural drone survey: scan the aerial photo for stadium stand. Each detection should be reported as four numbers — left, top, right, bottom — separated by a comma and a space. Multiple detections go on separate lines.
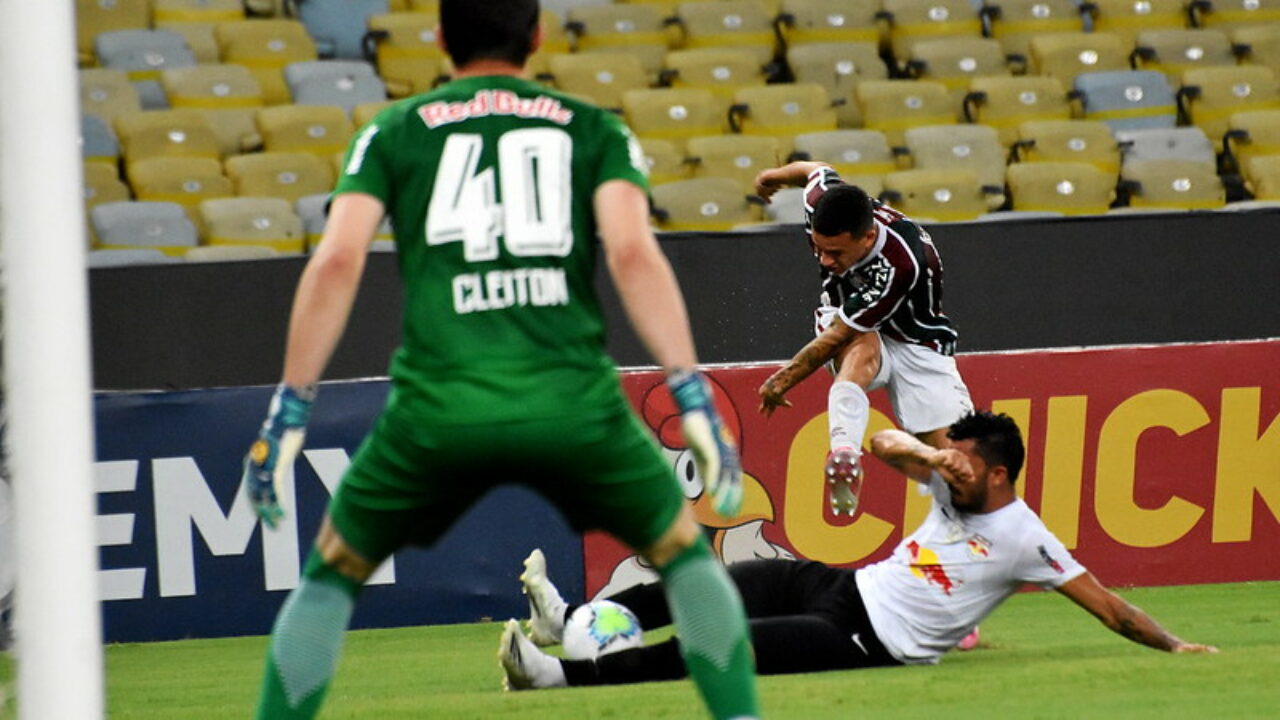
1085, 0, 1187, 46
565, 3, 674, 81
1132, 28, 1237, 83
87, 248, 181, 266
94, 29, 198, 109
962, 75, 1072, 145
363, 11, 449, 97
791, 129, 896, 195
729, 83, 839, 153
546, 52, 650, 110
786, 42, 887, 128
114, 109, 223, 173
1005, 161, 1118, 213
623, 87, 726, 150
650, 177, 764, 231
81, 68, 144, 123
775, 0, 882, 46
981, 0, 1087, 59
224, 151, 335, 203
284, 60, 387, 114
881, 0, 985, 66
1223, 108, 1280, 177
199, 196, 307, 252
1177, 65, 1280, 142
905, 37, 1013, 112
638, 138, 692, 185
1189, 0, 1280, 32
161, 64, 266, 155
1116, 126, 1217, 168
857, 79, 957, 147
880, 168, 994, 221
291, 0, 390, 59
1232, 23, 1280, 75
686, 134, 782, 192
662, 48, 767, 105
90, 200, 200, 256
82, 164, 133, 239
1120, 158, 1227, 208
215, 19, 319, 104
153, 0, 245, 25
674, 0, 779, 67
1073, 70, 1178, 131
185, 245, 282, 262
76, 0, 151, 67
1242, 154, 1280, 197
1027, 32, 1133, 86
903, 123, 1008, 193
81, 114, 122, 169
1012, 120, 1122, 175
127, 156, 234, 222
256, 104, 354, 156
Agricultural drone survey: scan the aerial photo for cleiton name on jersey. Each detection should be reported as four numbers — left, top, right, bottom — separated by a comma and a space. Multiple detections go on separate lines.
419, 90, 574, 129
452, 268, 570, 315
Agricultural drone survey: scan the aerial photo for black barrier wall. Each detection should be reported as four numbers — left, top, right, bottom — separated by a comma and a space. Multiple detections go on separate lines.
91, 211, 1280, 390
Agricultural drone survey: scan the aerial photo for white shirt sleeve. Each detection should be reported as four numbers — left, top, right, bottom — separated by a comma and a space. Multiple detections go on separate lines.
1016, 523, 1086, 589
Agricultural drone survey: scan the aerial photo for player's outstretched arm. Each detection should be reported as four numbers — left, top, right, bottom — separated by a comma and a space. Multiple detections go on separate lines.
869, 430, 973, 485
753, 160, 830, 202
1056, 572, 1219, 654
596, 180, 742, 517
242, 192, 383, 528
757, 318, 856, 416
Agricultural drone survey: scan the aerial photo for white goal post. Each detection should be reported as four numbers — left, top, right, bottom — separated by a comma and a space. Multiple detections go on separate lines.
0, 1, 106, 718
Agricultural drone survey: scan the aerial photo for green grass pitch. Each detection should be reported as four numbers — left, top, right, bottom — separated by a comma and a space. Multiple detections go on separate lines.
1, 581, 1277, 718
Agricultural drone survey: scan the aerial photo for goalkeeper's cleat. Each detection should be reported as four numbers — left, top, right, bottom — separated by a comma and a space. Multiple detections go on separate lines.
520, 549, 568, 646
825, 448, 862, 517
499, 619, 566, 691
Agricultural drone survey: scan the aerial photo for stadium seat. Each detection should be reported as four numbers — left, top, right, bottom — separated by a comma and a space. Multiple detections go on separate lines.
83, 163, 132, 220
546, 53, 650, 110
293, 0, 390, 59
154, 22, 222, 63
981, 0, 1086, 59
94, 30, 198, 110
353, 101, 395, 128
763, 186, 808, 223
673, 1, 779, 67
75, 0, 151, 67
638, 138, 692, 185
1189, 0, 1280, 32
523, 10, 575, 80
81, 114, 122, 169
1223, 109, 1280, 178
880, 169, 993, 222
185, 244, 281, 262
622, 87, 727, 150
1120, 158, 1226, 208
662, 48, 767, 107
215, 20, 319, 105
1242, 154, 1280, 197
880, 0, 984, 64
786, 42, 888, 128
256, 104, 356, 158
88, 248, 181, 267
686, 134, 782, 192
1013, 120, 1122, 175
224, 152, 336, 203
1177, 65, 1280, 142
1085, 0, 1187, 47
199, 196, 306, 252
1073, 70, 1178, 132
284, 60, 387, 115
161, 64, 266, 155
729, 84, 839, 154
128, 156, 234, 220
1132, 29, 1236, 84
81, 68, 144, 124
776, 0, 882, 47
364, 12, 450, 97
792, 129, 898, 192
1232, 24, 1280, 76
1115, 126, 1216, 167
153, 0, 244, 24
565, 4, 674, 81
905, 37, 1012, 112
1005, 161, 1117, 214
1027, 32, 1133, 87
857, 79, 957, 148
114, 109, 222, 172
650, 177, 764, 231
962, 75, 1072, 146
90, 200, 200, 256
903, 123, 1008, 191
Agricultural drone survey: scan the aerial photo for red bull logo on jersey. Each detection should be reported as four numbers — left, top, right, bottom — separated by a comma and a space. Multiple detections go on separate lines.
419, 90, 574, 129
907, 540, 957, 595
967, 535, 991, 558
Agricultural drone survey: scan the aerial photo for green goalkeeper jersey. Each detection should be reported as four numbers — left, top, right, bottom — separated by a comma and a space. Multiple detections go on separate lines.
334, 75, 649, 425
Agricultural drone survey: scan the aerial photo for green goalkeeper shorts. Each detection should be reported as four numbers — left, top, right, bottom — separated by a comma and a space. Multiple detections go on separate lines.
326, 401, 686, 565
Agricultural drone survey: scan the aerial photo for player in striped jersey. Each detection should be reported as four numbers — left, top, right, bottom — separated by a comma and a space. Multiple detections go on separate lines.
754, 162, 974, 519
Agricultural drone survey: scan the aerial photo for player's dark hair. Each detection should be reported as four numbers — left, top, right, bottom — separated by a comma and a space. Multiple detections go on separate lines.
440, 0, 540, 69
948, 411, 1025, 484
811, 183, 875, 238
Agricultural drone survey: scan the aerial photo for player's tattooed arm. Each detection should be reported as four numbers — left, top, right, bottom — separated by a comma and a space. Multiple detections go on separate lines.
870, 430, 972, 484
1057, 572, 1219, 654
758, 320, 855, 416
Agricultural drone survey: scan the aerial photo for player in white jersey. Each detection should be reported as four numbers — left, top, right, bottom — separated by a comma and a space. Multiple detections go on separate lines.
500, 412, 1217, 689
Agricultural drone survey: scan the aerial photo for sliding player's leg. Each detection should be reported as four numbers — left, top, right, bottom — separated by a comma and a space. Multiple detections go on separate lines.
826, 330, 886, 516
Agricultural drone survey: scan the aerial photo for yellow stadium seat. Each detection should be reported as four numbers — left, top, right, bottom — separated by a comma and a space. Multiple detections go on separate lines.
224, 152, 336, 203
856, 79, 957, 147
1178, 65, 1280, 142
1027, 32, 1133, 87
1120, 158, 1226, 208
729, 84, 839, 154
114, 109, 222, 172
686, 134, 782, 192
881, 169, 992, 221
650, 177, 764, 231
1086, 0, 1186, 46
963, 75, 1072, 146
663, 48, 767, 107
215, 20, 318, 104
353, 101, 396, 128
1232, 24, 1280, 77
83, 163, 132, 239
1012, 120, 1121, 175
903, 123, 1007, 190
128, 156, 233, 224
546, 53, 649, 110
675, 1, 779, 67
365, 12, 449, 97
76, 0, 150, 67
161, 64, 265, 155
153, 0, 243, 24
881, 0, 983, 63
981, 0, 1086, 59
1132, 29, 1235, 84
1224, 109, 1280, 178
1243, 154, 1280, 197
792, 129, 899, 188
255, 105, 355, 157
639, 138, 693, 185
155, 22, 221, 63
906, 37, 1012, 112
566, 4, 675, 80
1190, 0, 1280, 32
81, 68, 144, 124
1005, 161, 1117, 214
777, 0, 882, 47
623, 87, 727, 151
199, 196, 306, 252
787, 42, 887, 129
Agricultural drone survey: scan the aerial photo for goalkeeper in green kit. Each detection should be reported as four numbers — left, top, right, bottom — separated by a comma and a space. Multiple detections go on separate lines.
240, 1, 760, 718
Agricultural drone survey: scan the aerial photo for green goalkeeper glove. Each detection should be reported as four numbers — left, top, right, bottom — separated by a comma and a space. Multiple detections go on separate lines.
243, 383, 316, 529
667, 369, 743, 518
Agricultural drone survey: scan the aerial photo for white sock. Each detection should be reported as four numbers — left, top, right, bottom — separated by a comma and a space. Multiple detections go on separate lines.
828, 381, 869, 454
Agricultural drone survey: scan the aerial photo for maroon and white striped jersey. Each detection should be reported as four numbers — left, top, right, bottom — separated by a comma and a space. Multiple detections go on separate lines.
803, 167, 959, 355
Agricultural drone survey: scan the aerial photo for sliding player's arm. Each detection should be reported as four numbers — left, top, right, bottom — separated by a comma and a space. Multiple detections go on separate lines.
1056, 571, 1219, 653
757, 318, 858, 416
596, 179, 741, 517
243, 192, 382, 528
754, 160, 830, 201
868, 429, 973, 485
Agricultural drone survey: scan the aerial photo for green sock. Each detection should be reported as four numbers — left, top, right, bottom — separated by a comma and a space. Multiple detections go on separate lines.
255, 553, 361, 720
658, 535, 760, 720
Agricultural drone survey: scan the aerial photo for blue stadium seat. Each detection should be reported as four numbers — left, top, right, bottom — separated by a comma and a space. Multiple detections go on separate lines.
1073, 70, 1178, 132
292, 0, 390, 59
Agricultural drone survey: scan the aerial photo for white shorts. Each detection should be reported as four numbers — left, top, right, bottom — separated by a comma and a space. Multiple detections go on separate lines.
815, 307, 973, 435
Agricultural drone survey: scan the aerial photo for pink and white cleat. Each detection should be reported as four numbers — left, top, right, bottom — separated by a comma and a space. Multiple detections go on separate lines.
825, 447, 863, 517
957, 627, 981, 651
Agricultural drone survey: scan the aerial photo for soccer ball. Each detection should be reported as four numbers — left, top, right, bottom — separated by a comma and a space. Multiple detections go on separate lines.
561, 600, 643, 660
